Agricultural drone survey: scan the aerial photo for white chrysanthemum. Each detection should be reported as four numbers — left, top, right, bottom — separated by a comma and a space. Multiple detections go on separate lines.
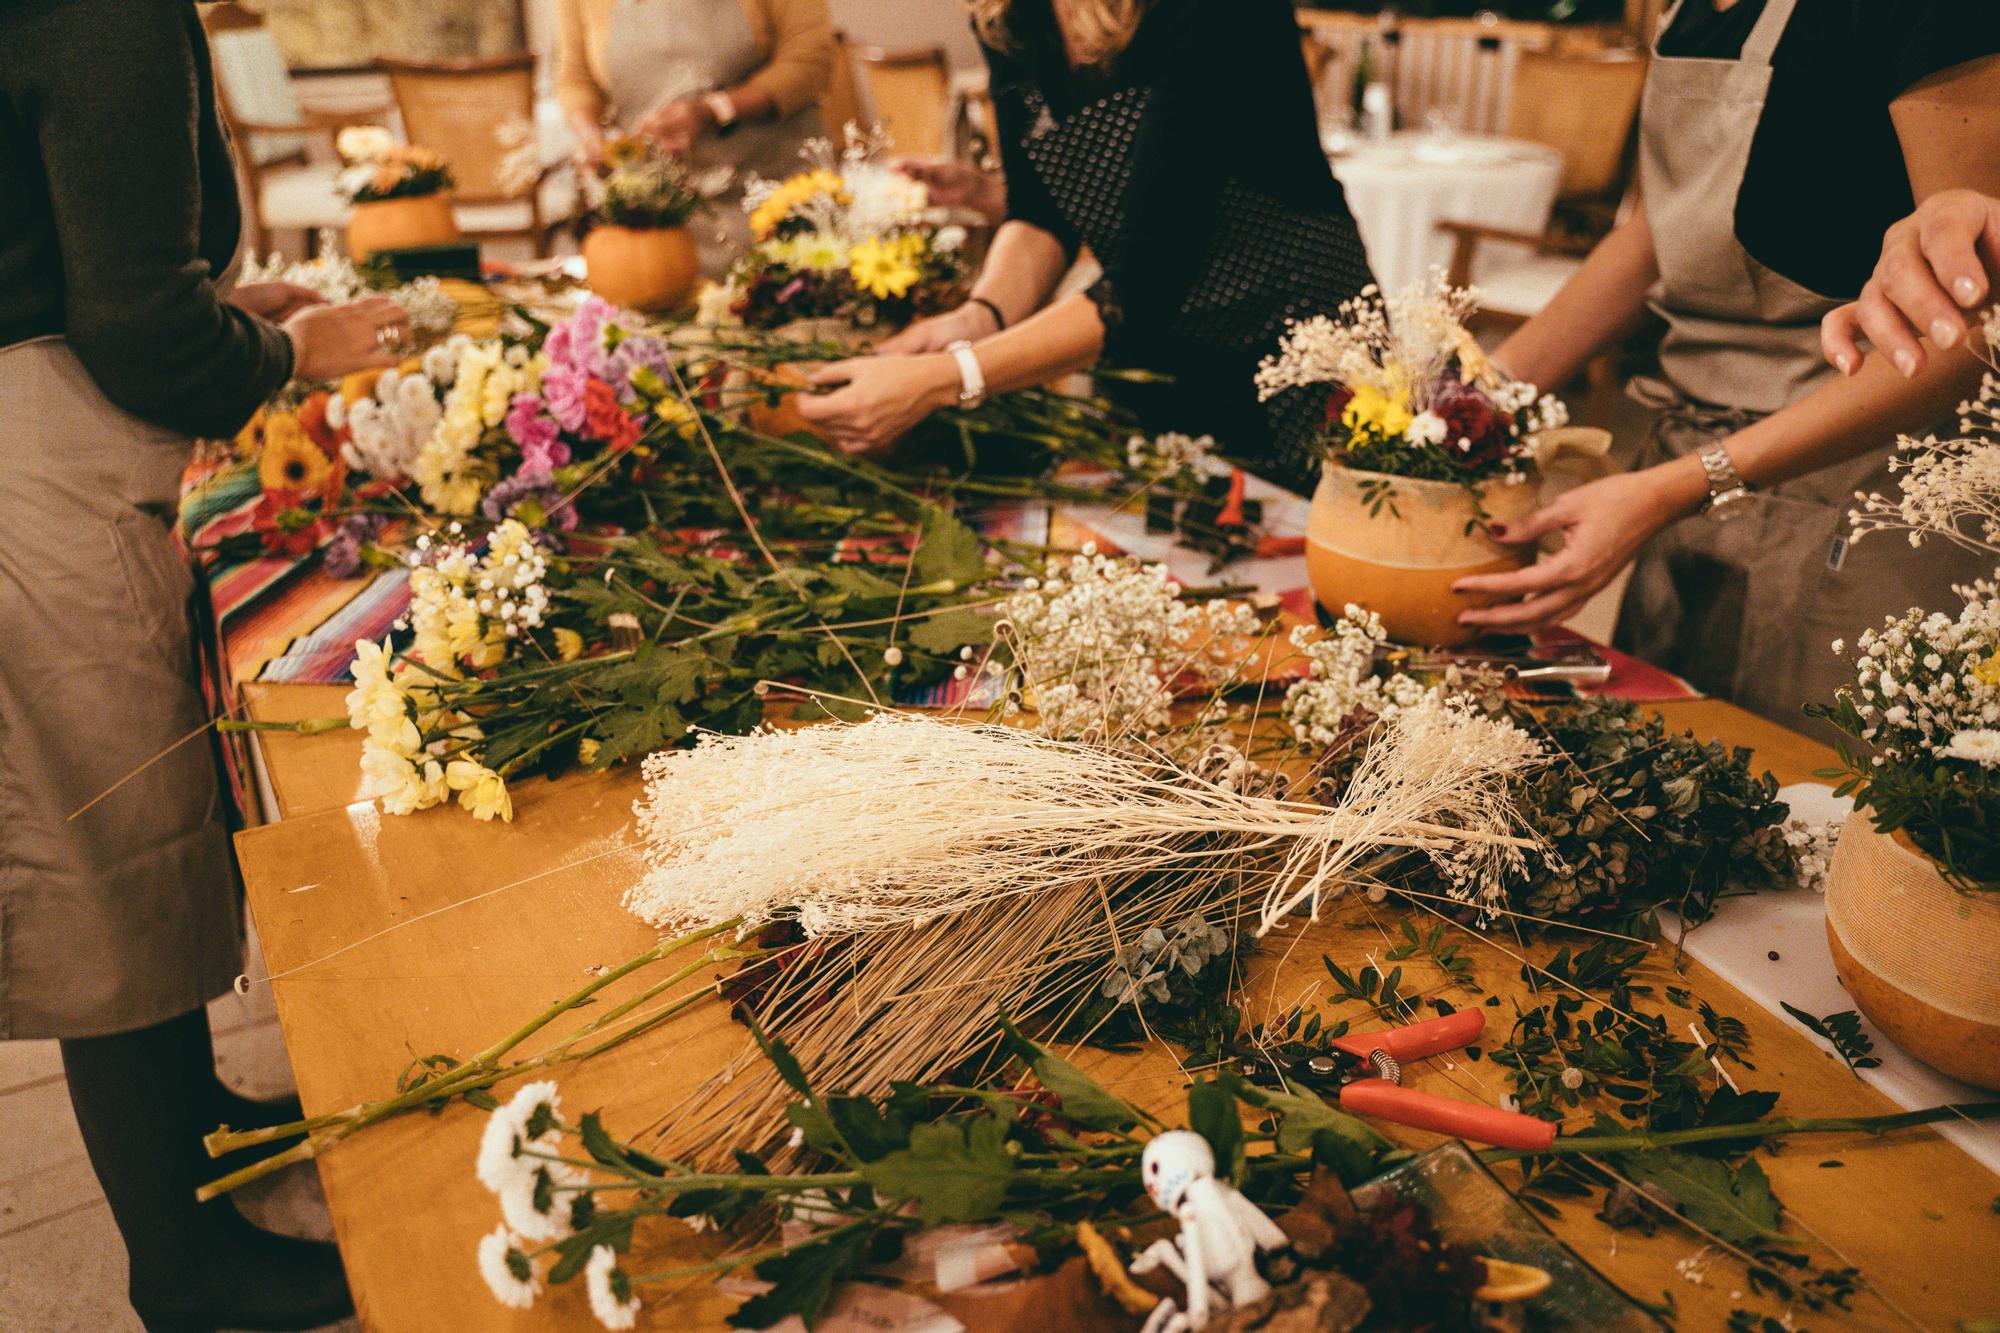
1406, 411, 1448, 446
498, 1161, 583, 1242
477, 1225, 541, 1310
585, 1245, 642, 1330
476, 1080, 562, 1194
1944, 727, 2000, 767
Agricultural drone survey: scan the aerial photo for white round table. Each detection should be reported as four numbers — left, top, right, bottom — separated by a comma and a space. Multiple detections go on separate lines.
1328, 131, 1564, 295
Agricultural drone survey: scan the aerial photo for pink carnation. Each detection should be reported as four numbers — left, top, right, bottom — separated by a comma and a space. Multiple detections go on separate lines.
540, 364, 589, 433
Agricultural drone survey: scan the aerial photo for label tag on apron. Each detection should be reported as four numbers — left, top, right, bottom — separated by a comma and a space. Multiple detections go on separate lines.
1827, 535, 1848, 573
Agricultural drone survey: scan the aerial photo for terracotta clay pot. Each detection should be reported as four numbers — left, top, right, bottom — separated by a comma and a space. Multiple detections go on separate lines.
346, 193, 460, 261
738, 319, 872, 444
1305, 462, 1539, 647
582, 224, 700, 312
1824, 810, 2000, 1090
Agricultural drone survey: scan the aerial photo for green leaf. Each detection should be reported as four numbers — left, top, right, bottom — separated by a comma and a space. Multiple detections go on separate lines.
1617, 1149, 1788, 1245
823, 1095, 912, 1162
1224, 1073, 1389, 1162
906, 605, 998, 655
912, 509, 985, 584
729, 1223, 877, 1329
999, 1018, 1142, 1132
1187, 1078, 1244, 1185
860, 1115, 1015, 1223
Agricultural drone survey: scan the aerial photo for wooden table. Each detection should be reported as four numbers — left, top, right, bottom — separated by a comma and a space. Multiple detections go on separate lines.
232, 686, 2000, 1331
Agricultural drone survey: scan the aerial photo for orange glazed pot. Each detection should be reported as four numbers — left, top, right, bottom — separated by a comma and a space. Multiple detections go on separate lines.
583, 225, 700, 312
737, 319, 871, 444
1824, 810, 2000, 1091
1305, 462, 1538, 648
346, 193, 460, 261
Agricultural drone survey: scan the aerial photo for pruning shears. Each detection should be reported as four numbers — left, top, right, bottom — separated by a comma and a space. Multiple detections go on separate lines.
1285, 1009, 1556, 1152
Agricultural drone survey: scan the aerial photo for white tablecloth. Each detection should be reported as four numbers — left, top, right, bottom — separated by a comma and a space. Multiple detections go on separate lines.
1329, 132, 1563, 295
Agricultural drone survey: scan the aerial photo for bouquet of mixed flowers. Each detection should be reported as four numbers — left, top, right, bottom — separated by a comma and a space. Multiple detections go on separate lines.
335, 125, 454, 202
1255, 276, 1567, 495
703, 131, 970, 331
1812, 312, 2000, 890
582, 134, 707, 229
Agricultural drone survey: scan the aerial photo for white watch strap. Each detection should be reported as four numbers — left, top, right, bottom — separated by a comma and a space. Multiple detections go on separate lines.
702, 91, 738, 127
947, 339, 986, 406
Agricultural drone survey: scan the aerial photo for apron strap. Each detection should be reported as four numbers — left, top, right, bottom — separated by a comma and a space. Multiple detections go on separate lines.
1739, 0, 1796, 68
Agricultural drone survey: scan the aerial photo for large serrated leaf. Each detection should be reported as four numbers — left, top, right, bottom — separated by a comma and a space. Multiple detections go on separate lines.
1616, 1148, 1787, 1245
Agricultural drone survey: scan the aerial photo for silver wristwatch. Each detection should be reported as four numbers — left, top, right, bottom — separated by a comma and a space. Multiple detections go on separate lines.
1696, 441, 1750, 517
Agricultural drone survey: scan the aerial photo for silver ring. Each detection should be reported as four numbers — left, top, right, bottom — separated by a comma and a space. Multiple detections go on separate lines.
375, 324, 408, 352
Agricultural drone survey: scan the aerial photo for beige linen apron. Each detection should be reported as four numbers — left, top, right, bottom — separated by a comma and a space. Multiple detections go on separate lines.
0, 338, 240, 1038
1611, 0, 1984, 737
604, 0, 827, 277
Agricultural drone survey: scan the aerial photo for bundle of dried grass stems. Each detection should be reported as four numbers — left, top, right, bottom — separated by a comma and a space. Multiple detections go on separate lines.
624, 708, 1541, 1162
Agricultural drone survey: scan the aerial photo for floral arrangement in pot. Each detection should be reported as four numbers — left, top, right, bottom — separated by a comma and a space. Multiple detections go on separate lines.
1809, 313, 2000, 1090
336, 126, 460, 259
1255, 276, 1571, 647
579, 135, 708, 312
700, 129, 970, 337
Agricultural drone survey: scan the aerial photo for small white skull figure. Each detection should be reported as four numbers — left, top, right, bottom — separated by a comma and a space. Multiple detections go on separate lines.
1128, 1131, 1290, 1332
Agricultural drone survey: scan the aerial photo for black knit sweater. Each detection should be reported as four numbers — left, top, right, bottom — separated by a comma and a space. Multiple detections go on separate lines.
982, 0, 1374, 491
0, 0, 292, 437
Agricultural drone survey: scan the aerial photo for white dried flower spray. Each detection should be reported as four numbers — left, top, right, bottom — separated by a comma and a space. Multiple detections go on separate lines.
1849, 321, 2000, 556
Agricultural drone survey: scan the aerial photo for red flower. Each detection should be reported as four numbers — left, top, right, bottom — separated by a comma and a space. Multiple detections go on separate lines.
582, 377, 641, 452
1432, 381, 1515, 469
250, 489, 331, 558
1322, 385, 1355, 428
295, 391, 345, 455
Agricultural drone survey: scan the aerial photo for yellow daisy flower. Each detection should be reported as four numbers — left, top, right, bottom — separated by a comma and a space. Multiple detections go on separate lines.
849, 235, 921, 301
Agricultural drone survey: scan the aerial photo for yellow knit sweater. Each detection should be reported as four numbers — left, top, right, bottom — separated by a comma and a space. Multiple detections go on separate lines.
553, 0, 835, 123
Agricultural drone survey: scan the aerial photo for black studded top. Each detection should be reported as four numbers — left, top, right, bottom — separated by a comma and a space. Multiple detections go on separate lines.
981, 0, 1375, 492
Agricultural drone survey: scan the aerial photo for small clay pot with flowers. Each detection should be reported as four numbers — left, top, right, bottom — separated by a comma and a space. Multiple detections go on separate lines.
337, 126, 460, 260
1256, 278, 1578, 647
580, 136, 704, 312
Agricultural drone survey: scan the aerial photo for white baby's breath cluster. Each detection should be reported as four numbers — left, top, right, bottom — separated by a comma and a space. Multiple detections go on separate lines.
1001, 544, 1259, 741
1849, 327, 2000, 556
1832, 578, 2000, 768
1254, 273, 1479, 404
412, 336, 547, 514
1281, 605, 1438, 747
1126, 430, 1217, 476
1783, 817, 1841, 893
237, 250, 457, 336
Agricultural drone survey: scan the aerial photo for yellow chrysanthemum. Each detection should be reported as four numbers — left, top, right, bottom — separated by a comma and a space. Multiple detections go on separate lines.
1973, 653, 2000, 687
553, 627, 585, 661
257, 414, 333, 494
748, 169, 847, 240
849, 235, 922, 301
1340, 384, 1413, 440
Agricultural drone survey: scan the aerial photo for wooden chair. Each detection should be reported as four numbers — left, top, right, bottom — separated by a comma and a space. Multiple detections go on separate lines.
377, 53, 574, 257
1505, 49, 1648, 205
199, 1, 371, 253
851, 44, 951, 158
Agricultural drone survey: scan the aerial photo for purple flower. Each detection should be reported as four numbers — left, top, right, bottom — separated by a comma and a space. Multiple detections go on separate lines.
505, 392, 571, 473
322, 512, 387, 579
482, 468, 578, 533
606, 332, 671, 407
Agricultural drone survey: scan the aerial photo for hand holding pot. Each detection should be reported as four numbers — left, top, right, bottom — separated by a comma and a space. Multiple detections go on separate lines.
793, 354, 960, 456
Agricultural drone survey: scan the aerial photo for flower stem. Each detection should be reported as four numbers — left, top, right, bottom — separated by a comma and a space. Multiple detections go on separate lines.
218, 717, 349, 735
1478, 1101, 2000, 1164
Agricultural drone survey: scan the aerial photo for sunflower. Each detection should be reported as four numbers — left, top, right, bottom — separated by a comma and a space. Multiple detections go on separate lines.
258, 413, 333, 495
848, 234, 922, 301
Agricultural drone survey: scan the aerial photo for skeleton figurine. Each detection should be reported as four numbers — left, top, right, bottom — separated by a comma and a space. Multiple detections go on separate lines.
1129, 1131, 1290, 1332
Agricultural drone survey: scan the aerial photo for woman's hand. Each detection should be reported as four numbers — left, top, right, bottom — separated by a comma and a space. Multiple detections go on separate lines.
635, 97, 715, 155
793, 353, 961, 456
230, 280, 326, 323
1451, 462, 1706, 632
892, 156, 1006, 224
282, 295, 412, 382
874, 304, 999, 356
1822, 189, 2000, 378
571, 123, 607, 179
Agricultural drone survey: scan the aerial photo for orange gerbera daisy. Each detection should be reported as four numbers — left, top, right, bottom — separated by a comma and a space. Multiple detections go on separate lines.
258, 414, 333, 495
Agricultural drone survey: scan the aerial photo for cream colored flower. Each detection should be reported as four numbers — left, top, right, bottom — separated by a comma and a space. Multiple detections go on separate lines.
361, 742, 447, 815
345, 638, 408, 739
447, 759, 513, 822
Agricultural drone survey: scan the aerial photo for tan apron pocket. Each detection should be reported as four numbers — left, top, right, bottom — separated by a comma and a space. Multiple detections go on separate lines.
108, 508, 196, 668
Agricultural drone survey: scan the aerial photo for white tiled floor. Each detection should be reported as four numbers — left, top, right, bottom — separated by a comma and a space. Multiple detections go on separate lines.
0, 924, 360, 1333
